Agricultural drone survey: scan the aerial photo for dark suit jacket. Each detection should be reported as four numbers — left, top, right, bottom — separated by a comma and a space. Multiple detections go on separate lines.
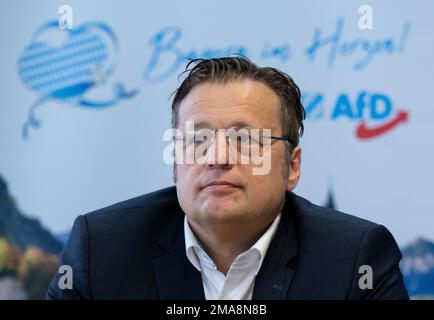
46, 186, 409, 300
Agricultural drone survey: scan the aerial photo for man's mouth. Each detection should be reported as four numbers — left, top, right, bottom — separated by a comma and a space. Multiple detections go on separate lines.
202, 180, 242, 192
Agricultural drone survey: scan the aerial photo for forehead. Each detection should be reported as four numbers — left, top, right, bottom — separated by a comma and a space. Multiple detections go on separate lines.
177, 80, 281, 130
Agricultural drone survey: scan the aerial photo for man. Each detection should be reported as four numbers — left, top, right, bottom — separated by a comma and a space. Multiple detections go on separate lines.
46, 56, 408, 300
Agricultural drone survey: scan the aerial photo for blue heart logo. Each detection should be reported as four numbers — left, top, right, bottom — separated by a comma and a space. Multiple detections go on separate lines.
17, 21, 137, 139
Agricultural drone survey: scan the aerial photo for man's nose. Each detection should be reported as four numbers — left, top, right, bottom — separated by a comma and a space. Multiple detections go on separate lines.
205, 130, 235, 167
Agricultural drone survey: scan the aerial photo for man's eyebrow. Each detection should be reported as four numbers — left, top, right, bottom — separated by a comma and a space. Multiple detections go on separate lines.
192, 120, 259, 129
191, 121, 211, 129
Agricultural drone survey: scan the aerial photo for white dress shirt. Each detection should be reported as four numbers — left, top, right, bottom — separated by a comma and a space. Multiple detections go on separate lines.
184, 213, 281, 300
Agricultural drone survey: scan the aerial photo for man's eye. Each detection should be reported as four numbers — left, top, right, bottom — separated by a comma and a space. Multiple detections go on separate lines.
194, 134, 207, 144
237, 134, 251, 143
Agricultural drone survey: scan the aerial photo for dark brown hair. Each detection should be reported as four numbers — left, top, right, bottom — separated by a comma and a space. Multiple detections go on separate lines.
171, 56, 305, 150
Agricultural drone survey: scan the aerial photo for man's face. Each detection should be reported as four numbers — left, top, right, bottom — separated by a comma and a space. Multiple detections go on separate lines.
175, 80, 301, 229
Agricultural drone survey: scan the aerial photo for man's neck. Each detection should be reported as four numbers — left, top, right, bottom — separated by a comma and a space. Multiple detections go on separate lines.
187, 217, 276, 276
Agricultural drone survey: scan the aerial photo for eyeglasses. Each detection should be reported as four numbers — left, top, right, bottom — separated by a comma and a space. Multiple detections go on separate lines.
176, 127, 293, 156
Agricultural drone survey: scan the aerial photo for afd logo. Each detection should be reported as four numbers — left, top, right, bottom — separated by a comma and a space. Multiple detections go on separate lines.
17, 21, 137, 138
302, 91, 409, 139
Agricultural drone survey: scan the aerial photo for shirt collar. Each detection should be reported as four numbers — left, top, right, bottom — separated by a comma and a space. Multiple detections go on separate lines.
184, 213, 282, 273
184, 217, 203, 271
250, 213, 281, 270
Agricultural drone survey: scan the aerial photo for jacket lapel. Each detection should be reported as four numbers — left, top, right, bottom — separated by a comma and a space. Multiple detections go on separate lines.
252, 192, 298, 299
152, 209, 205, 300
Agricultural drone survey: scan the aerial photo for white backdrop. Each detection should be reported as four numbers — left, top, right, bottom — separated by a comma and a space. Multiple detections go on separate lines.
1, 0, 433, 245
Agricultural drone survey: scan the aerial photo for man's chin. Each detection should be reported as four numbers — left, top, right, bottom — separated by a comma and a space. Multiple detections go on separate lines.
200, 202, 247, 223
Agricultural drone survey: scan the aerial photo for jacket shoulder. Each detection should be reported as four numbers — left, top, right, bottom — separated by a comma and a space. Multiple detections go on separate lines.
285, 193, 406, 299
80, 186, 181, 247
84, 186, 179, 223
288, 192, 382, 270
290, 192, 378, 236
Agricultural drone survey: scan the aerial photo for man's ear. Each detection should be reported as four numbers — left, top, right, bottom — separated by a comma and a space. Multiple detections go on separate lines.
287, 146, 301, 192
